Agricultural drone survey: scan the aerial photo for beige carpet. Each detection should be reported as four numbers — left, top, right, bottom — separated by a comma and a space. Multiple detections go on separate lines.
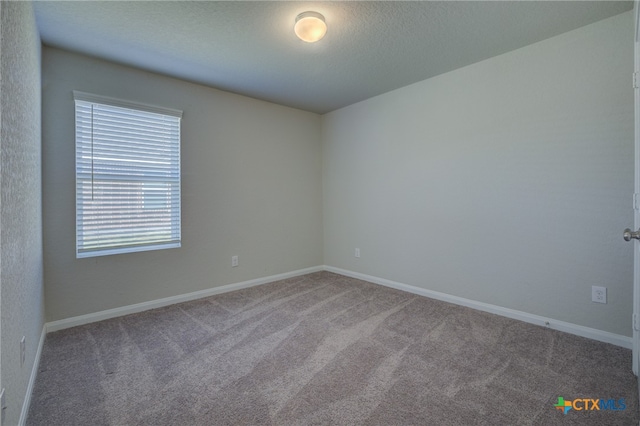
28, 272, 638, 425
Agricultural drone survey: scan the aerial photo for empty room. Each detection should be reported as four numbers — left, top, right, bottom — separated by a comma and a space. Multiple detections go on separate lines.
2, 0, 640, 424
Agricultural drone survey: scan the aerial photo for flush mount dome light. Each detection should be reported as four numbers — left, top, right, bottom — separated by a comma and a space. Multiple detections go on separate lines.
294, 11, 327, 43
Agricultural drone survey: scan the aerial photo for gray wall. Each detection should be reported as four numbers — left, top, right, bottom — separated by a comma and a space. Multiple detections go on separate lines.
42, 48, 323, 321
1, 1, 45, 424
323, 12, 634, 336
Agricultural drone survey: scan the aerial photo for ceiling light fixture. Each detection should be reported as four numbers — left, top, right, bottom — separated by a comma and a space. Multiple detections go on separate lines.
294, 11, 327, 43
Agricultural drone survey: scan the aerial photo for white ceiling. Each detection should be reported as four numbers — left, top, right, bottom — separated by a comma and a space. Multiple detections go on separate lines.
34, 1, 633, 114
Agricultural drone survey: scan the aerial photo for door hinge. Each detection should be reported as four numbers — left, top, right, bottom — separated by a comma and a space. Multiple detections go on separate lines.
634, 72, 640, 89
633, 314, 640, 332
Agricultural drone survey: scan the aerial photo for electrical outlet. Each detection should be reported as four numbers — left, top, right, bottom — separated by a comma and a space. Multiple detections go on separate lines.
0, 388, 5, 426
592, 286, 607, 304
20, 336, 25, 367
355, 248, 360, 258
232, 255, 238, 267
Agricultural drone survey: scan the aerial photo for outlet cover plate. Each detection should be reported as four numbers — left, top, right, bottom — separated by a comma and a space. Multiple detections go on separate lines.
1, 387, 6, 426
20, 336, 25, 367
592, 286, 607, 304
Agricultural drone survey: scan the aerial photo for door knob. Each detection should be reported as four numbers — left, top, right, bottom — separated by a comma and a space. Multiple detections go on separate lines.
624, 228, 640, 241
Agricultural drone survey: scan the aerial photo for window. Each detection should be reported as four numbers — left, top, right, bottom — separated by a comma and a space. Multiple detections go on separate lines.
74, 91, 182, 258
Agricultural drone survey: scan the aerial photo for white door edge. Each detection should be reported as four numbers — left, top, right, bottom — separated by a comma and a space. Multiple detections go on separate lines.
633, 0, 640, 376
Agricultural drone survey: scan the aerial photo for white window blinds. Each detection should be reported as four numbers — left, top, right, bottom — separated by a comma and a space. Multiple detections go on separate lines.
74, 92, 182, 258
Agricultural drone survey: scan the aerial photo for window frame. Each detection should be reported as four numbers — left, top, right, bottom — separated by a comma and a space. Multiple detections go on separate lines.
73, 91, 183, 258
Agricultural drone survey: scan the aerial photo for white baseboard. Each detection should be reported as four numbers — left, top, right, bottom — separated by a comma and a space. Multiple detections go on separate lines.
46, 266, 324, 333
324, 266, 632, 349
19, 324, 46, 426
44, 263, 632, 350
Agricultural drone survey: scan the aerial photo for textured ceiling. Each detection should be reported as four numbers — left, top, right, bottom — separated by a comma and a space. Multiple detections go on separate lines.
34, 1, 633, 114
